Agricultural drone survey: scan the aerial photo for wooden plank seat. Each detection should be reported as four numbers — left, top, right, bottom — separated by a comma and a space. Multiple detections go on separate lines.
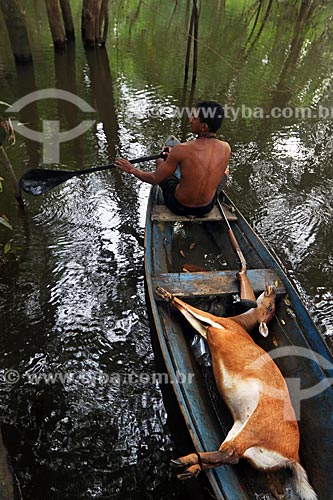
154, 269, 286, 298
151, 203, 238, 223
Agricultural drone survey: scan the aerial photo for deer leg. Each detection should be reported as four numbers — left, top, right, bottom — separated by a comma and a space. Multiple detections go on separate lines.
171, 445, 241, 479
156, 287, 224, 338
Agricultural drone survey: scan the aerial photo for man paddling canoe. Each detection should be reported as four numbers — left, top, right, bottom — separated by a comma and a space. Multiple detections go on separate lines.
115, 101, 231, 216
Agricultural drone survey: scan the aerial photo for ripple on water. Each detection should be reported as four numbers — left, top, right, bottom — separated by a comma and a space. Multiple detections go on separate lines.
254, 193, 323, 270
312, 290, 333, 343
248, 177, 333, 345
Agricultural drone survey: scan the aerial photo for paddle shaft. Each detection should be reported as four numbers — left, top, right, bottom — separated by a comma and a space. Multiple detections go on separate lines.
217, 199, 257, 307
19, 152, 164, 195
74, 153, 163, 176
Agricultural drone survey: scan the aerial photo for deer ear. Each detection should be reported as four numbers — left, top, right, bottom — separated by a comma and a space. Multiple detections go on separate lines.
259, 322, 269, 337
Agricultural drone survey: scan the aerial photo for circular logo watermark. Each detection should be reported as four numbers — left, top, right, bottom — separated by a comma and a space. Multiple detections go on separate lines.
249, 346, 333, 420
6, 89, 96, 164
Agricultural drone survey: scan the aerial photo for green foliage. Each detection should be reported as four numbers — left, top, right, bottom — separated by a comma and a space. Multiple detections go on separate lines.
0, 215, 12, 230
0, 239, 18, 269
0, 117, 15, 146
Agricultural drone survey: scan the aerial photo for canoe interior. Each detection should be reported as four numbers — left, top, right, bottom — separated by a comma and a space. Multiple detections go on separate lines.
145, 186, 333, 500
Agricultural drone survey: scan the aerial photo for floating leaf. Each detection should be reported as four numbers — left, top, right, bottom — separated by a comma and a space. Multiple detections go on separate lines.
0, 215, 12, 230
272, 337, 279, 347
4, 241, 12, 254
183, 263, 206, 272
280, 319, 286, 325
179, 249, 185, 257
284, 295, 291, 306
286, 307, 296, 319
189, 242, 196, 250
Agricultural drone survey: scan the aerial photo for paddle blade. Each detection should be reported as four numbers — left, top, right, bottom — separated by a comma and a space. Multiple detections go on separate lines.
19, 169, 77, 195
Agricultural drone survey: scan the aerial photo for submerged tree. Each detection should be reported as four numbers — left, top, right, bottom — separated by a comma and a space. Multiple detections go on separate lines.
82, 0, 110, 48
45, 0, 66, 50
0, 0, 32, 63
44, 0, 76, 49
59, 0, 75, 40
184, 0, 200, 83
1, 0, 111, 59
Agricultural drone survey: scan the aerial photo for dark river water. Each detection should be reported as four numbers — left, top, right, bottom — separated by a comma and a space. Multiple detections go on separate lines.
0, 1, 333, 499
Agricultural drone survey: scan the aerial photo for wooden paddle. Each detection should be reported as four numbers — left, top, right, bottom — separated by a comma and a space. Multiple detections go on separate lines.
217, 198, 257, 309
19, 153, 164, 196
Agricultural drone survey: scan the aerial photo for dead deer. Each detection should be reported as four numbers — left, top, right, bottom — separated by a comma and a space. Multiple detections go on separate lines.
156, 285, 317, 500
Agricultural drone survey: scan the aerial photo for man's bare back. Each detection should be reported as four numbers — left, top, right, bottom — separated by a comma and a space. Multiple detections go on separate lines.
165, 138, 230, 207
115, 101, 231, 214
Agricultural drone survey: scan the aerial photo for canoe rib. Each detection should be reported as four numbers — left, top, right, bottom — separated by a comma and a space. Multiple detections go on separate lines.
154, 269, 285, 298
151, 203, 237, 222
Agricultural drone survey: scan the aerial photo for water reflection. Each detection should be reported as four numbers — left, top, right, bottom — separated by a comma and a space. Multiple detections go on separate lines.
85, 47, 119, 157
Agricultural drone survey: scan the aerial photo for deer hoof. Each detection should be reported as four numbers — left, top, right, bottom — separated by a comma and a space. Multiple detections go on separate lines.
177, 464, 201, 480
177, 471, 194, 480
155, 286, 173, 302
170, 458, 186, 469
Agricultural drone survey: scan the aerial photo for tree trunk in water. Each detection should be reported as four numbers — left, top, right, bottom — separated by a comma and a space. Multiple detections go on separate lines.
184, 7, 194, 82
15, 62, 41, 168
45, 0, 66, 50
59, 0, 74, 40
82, 0, 96, 47
0, 0, 32, 63
192, 0, 199, 84
99, 0, 109, 46
94, 0, 102, 46
82, 0, 105, 47
85, 47, 118, 156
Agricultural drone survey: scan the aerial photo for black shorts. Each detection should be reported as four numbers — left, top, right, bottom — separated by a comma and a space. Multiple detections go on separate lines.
159, 175, 217, 216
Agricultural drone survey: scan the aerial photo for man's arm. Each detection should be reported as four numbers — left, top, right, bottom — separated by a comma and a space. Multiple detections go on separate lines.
115, 146, 181, 185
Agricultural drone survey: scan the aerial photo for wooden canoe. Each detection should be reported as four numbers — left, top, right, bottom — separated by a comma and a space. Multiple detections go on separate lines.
144, 185, 333, 500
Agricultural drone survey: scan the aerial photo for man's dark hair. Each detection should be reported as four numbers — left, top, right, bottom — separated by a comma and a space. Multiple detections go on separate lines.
197, 101, 224, 133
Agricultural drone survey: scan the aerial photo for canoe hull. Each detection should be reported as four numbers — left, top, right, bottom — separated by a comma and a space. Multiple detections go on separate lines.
145, 186, 333, 500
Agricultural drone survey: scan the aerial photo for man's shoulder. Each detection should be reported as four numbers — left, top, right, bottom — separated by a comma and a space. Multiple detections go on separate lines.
217, 138, 230, 146
217, 139, 231, 153
174, 140, 196, 151
169, 141, 188, 157
171, 139, 230, 153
